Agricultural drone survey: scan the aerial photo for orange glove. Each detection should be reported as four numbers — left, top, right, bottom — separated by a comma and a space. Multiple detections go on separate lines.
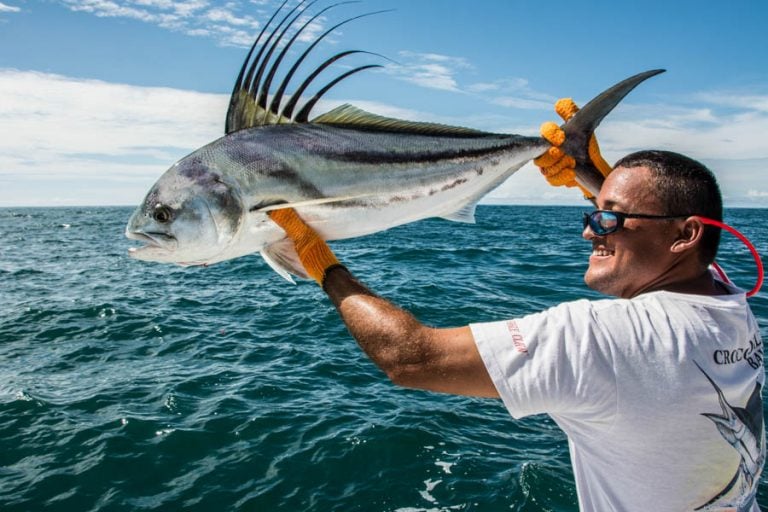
268, 208, 342, 285
533, 98, 612, 198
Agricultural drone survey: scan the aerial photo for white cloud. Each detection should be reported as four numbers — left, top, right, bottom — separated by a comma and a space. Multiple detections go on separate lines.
0, 69, 226, 205
55, 0, 280, 47
2, 69, 767, 207
53, 0, 346, 49
694, 91, 768, 113
467, 77, 555, 111
293, 11, 329, 44
0, 2, 20, 13
490, 96, 554, 110
386, 54, 560, 112
384, 51, 472, 93
597, 104, 768, 161
64, 0, 156, 22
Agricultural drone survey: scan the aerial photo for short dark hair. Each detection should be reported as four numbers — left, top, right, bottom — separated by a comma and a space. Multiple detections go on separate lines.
613, 150, 723, 265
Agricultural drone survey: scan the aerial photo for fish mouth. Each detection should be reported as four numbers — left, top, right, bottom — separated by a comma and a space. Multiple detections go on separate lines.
126, 230, 178, 259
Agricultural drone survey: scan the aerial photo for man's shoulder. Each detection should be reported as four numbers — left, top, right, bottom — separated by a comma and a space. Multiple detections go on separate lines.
539, 292, 741, 338
554, 289, 747, 316
543, 295, 641, 317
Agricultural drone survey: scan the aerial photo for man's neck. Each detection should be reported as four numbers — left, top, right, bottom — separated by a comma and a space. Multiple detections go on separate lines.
649, 269, 730, 297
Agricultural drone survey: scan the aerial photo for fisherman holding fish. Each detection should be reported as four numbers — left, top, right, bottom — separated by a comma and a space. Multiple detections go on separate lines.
124, 3, 764, 509
268, 111, 765, 510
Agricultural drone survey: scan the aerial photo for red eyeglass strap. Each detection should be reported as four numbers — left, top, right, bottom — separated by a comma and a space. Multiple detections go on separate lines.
696, 217, 764, 298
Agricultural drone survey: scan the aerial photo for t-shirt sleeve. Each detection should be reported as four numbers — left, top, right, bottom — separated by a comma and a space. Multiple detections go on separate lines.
470, 300, 617, 421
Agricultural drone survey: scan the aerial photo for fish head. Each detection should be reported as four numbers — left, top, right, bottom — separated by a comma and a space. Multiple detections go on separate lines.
126, 155, 245, 265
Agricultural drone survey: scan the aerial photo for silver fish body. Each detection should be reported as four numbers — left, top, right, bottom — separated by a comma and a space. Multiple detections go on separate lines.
125, 1, 664, 280
127, 122, 547, 278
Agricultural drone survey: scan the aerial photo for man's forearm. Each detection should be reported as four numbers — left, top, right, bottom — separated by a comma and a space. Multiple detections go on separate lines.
321, 266, 497, 397
322, 266, 434, 384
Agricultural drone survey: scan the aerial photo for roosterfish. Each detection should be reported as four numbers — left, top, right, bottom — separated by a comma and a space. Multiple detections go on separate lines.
125, 0, 664, 282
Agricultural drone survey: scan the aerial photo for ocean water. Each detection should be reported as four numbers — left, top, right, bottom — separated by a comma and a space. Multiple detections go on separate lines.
1, 205, 766, 511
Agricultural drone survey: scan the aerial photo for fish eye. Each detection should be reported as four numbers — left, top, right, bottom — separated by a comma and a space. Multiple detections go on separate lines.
152, 205, 173, 224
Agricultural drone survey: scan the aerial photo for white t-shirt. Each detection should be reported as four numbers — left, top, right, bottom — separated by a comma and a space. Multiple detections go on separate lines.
471, 286, 764, 511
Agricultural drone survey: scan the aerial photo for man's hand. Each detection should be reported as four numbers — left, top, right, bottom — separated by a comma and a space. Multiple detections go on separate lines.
268, 208, 342, 285
534, 98, 612, 198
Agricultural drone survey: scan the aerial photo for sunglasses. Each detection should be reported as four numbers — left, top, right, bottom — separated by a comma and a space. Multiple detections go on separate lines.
583, 210, 693, 236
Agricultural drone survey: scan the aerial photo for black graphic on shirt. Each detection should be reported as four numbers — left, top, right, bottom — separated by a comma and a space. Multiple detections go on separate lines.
695, 363, 764, 511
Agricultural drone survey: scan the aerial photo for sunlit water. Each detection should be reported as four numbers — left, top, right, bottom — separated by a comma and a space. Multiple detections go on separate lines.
1, 206, 766, 511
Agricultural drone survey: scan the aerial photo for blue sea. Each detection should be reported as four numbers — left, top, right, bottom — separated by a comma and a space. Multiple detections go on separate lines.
1, 205, 767, 511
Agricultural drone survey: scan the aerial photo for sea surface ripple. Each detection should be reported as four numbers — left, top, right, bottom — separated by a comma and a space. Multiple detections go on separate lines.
1, 206, 766, 511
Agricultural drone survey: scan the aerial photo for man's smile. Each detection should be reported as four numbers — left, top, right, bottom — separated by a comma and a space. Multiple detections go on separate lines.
590, 241, 615, 259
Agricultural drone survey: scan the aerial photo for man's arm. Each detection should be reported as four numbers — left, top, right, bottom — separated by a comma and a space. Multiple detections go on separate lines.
267, 207, 499, 398
322, 266, 499, 397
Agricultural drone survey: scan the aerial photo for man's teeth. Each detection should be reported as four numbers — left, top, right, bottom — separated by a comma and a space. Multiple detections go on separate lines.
592, 249, 614, 256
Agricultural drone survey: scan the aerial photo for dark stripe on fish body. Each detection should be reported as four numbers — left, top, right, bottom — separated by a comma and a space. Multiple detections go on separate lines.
262, 165, 325, 198
321, 133, 543, 166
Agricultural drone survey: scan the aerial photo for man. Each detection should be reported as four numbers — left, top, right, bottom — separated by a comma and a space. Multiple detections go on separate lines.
268, 103, 765, 510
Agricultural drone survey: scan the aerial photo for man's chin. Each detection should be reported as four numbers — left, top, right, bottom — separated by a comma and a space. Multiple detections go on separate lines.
584, 271, 620, 297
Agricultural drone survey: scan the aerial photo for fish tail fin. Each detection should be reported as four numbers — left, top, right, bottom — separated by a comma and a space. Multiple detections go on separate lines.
560, 69, 665, 197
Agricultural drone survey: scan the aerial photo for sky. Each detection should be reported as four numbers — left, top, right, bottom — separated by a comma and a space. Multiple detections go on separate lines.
1, 0, 767, 208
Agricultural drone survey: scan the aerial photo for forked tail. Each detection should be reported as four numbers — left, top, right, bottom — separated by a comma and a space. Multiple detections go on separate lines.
561, 69, 666, 197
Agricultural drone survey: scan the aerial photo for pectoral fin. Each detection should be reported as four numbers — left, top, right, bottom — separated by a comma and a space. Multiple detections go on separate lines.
260, 239, 309, 283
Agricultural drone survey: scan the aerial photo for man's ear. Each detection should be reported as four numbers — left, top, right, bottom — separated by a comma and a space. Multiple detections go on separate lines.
671, 217, 704, 254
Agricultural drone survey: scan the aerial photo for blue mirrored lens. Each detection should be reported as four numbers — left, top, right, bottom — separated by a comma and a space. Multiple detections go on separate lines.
584, 211, 620, 235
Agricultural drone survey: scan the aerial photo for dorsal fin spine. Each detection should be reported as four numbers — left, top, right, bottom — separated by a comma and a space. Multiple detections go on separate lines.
249, 2, 306, 110
226, 0, 288, 133
259, 1, 319, 112
295, 64, 382, 122
268, 2, 357, 116
277, 9, 386, 121
225, 3, 388, 133
235, 2, 295, 131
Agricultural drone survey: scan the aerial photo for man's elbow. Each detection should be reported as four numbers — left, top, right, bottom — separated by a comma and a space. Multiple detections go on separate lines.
371, 343, 433, 390
383, 363, 429, 390
357, 326, 441, 390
